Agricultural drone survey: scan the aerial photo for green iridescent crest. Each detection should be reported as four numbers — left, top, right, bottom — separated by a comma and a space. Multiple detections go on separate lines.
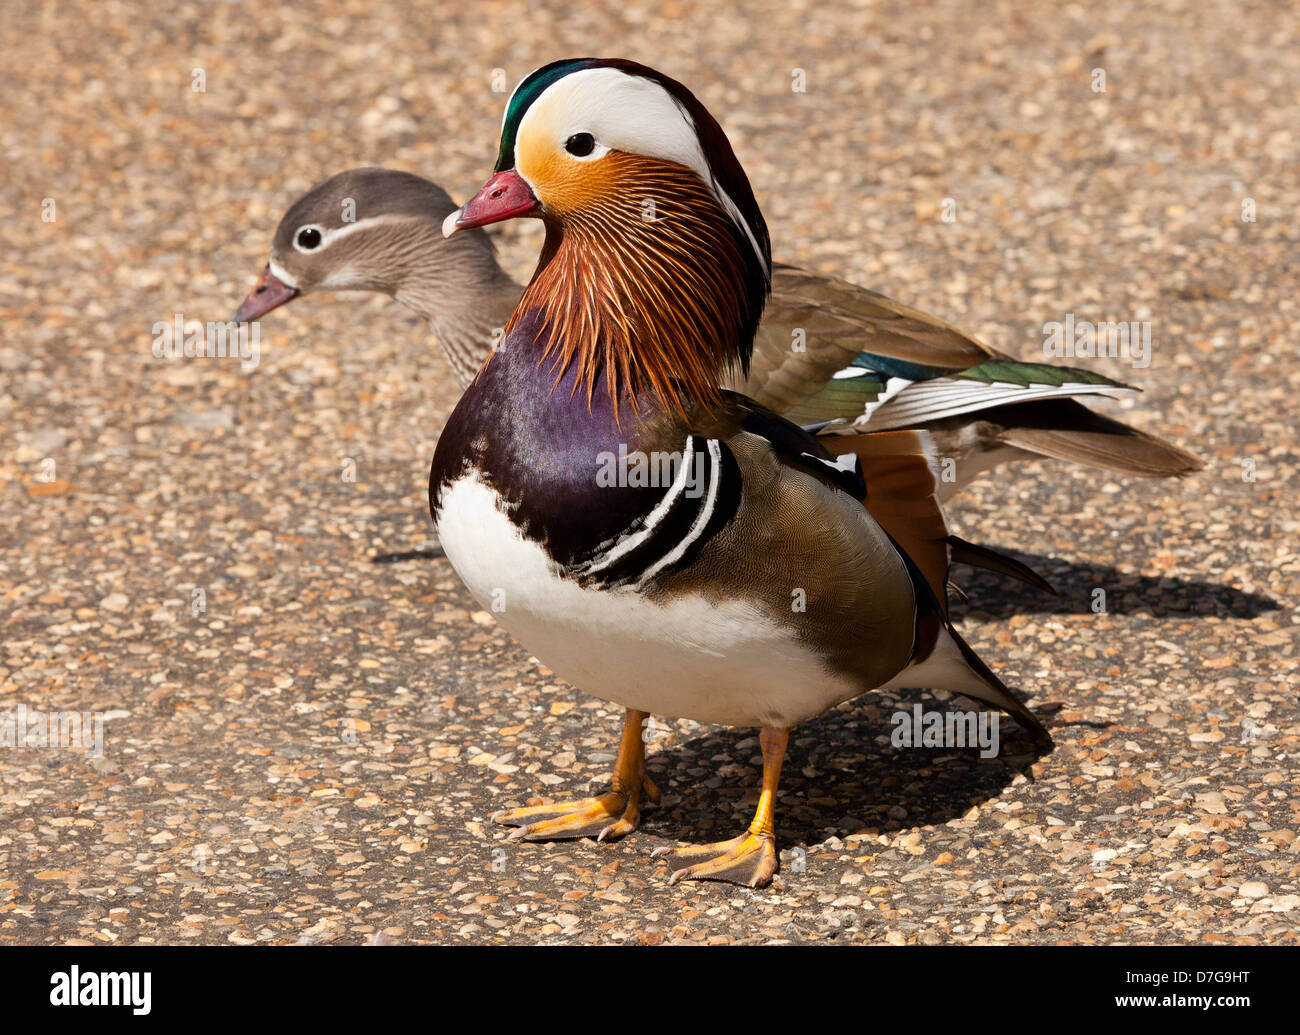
494, 58, 599, 173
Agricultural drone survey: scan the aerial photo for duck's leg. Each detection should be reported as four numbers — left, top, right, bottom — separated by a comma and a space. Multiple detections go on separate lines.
653, 725, 787, 888
492, 707, 660, 843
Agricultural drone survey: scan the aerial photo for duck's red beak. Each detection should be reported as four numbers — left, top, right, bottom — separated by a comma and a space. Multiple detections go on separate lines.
232, 265, 299, 323
443, 170, 539, 236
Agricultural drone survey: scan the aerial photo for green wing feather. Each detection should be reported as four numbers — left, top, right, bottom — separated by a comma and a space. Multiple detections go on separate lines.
954, 360, 1129, 389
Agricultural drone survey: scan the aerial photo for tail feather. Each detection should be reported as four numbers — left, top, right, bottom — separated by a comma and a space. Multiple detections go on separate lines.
882, 621, 1052, 744
943, 623, 1052, 744
991, 399, 1202, 479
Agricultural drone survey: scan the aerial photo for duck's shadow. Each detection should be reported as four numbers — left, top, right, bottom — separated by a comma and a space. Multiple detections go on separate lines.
949, 550, 1276, 620
640, 695, 1052, 851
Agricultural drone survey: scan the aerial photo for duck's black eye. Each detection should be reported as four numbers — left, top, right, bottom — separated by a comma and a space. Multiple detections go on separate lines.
296, 227, 322, 250
565, 133, 596, 157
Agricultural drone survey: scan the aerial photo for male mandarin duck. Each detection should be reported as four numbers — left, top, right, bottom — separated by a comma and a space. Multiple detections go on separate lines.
233, 176, 1200, 501
424, 57, 1055, 887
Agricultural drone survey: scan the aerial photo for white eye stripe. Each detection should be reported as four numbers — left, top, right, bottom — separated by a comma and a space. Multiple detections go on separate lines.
268, 258, 299, 288
715, 184, 768, 278
291, 214, 420, 254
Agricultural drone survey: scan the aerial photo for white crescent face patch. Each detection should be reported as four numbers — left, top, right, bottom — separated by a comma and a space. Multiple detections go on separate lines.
512, 66, 769, 277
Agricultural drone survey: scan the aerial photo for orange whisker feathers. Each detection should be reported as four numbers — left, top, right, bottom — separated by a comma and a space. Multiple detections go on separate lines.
506, 156, 763, 422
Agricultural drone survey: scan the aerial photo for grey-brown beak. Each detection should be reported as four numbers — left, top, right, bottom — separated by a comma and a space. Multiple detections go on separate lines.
233, 264, 299, 322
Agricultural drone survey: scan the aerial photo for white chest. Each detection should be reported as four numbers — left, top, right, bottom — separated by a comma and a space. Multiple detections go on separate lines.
433, 471, 858, 728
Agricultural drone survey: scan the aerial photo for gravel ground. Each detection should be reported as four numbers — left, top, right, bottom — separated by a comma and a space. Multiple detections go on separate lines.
2, 0, 1296, 945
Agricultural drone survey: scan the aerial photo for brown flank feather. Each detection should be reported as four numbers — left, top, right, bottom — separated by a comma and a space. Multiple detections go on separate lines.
508, 154, 761, 421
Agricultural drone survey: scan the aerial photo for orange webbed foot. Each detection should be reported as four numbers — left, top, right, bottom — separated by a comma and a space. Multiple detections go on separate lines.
492, 769, 660, 843
652, 830, 778, 887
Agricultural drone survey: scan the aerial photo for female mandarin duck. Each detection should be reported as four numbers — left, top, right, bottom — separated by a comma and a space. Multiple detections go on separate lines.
425, 57, 1052, 887
234, 174, 1200, 499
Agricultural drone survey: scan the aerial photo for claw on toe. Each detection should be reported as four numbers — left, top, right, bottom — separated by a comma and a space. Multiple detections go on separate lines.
596, 816, 637, 843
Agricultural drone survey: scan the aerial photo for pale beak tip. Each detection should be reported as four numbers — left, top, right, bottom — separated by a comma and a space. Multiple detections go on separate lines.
442, 207, 464, 238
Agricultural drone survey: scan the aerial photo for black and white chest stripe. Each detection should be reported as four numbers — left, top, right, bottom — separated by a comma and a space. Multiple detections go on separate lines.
567, 434, 741, 590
